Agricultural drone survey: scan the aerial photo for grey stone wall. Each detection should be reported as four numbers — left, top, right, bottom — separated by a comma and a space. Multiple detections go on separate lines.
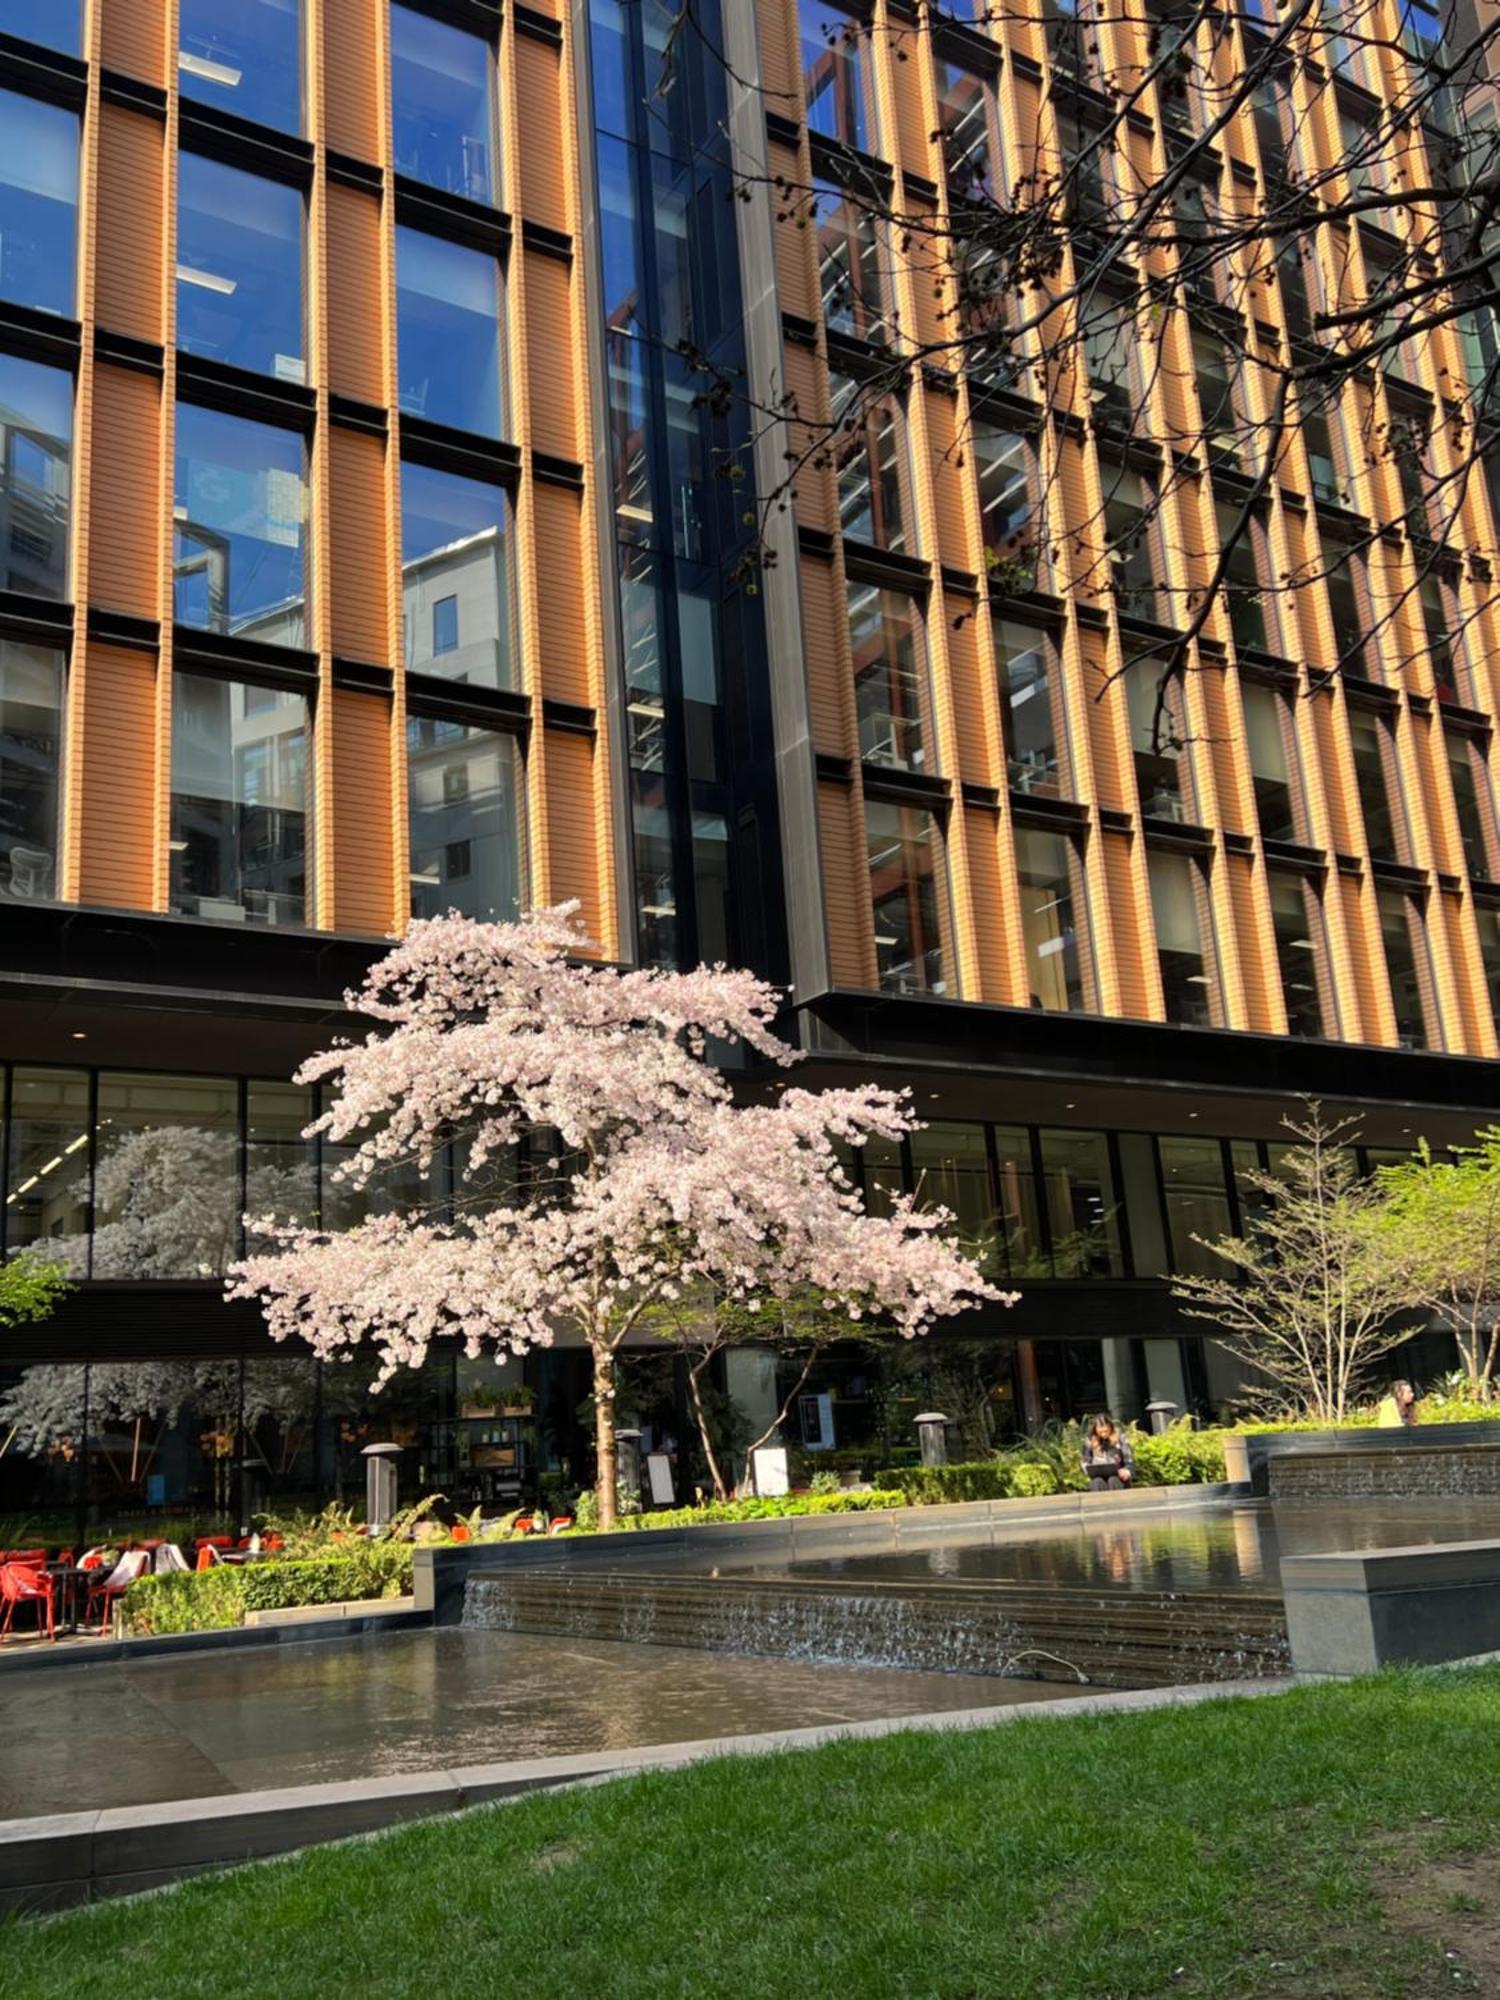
1271, 1444, 1500, 1499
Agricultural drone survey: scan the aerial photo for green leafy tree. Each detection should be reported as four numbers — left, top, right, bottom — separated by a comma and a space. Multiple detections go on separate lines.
1171, 1104, 1416, 1425
0, 1251, 69, 1330
1377, 1130, 1500, 1401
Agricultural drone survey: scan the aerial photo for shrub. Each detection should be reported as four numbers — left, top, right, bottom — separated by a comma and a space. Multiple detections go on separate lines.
1130, 1423, 1228, 1487
886, 1463, 1012, 1505
1009, 1462, 1060, 1498
122, 1546, 413, 1637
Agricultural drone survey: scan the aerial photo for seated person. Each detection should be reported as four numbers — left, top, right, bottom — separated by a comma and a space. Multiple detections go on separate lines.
1081, 1415, 1134, 1491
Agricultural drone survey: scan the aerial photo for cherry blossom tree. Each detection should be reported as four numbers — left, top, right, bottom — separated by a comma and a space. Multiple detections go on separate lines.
229, 904, 1004, 1526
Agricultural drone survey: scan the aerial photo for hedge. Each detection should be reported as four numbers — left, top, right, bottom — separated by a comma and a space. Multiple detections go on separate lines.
123, 1544, 414, 1637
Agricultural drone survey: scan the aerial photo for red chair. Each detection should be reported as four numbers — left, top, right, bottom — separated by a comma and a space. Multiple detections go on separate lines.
0, 1563, 54, 1642
7, 1548, 46, 1567
194, 1536, 233, 1551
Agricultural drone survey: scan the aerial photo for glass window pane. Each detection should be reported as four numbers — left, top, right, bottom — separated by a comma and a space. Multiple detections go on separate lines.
246, 1080, 316, 1247
832, 374, 907, 552
5, 1066, 89, 1265
401, 461, 515, 691
1477, 906, 1500, 1034
994, 617, 1064, 797
177, 152, 304, 382
1349, 708, 1398, 859
1128, 661, 1187, 821
935, 60, 999, 199
1039, 1128, 1122, 1276
1269, 870, 1325, 1036
0, 348, 72, 600
0, 88, 77, 318
179, 0, 304, 136
1158, 1135, 1232, 1277
0, 639, 62, 902
391, 3, 496, 205
1015, 825, 1092, 1012
866, 799, 950, 996
799, 0, 872, 152
814, 177, 885, 344
992, 1125, 1044, 1276
909, 1123, 995, 1266
1377, 885, 1429, 1049
1118, 1130, 1168, 1275
850, 582, 928, 772
1148, 847, 1218, 1025
0, 2, 82, 53
407, 716, 525, 922
973, 425, 1035, 583
1446, 731, 1494, 881
396, 226, 504, 439
173, 402, 307, 646
597, 135, 644, 335
170, 674, 311, 926
1242, 684, 1296, 841
94, 1073, 240, 1278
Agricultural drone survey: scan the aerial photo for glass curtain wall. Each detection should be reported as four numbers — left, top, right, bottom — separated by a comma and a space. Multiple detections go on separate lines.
173, 402, 307, 645
866, 800, 950, 995
0, 639, 63, 902
400, 460, 515, 689
588, 0, 751, 968
1377, 885, 1431, 1048
1014, 825, 1092, 1012
994, 616, 1066, 797
0, 349, 72, 600
169, 674, 311, 927
1148, 846, 1219, 1025
0, 87, 78, 319
850, 581, 927, 771
395, 227, 505, 438
179, 0, 305, 134
407, 714, 525, 922
798, 0, 876, 152
177, 153, 305, 382
1242, 683, 1297, 841
390, 3, 497, 205
1269, 870, 1327, 1036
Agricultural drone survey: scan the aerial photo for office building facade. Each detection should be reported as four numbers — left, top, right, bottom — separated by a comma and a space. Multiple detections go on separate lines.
0, 0, 1496, 1519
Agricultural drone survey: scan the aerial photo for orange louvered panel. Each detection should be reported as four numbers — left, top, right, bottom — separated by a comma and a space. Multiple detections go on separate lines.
1101, 832, 1156, 1020
532, 482, 590, 706
524, 252, 579, 460
328, 427, 391, 667
819, 782, 876, 988
87, 365, 162, 619
322, 0, 384, 163
543, 729, 604, 944
101, 0, 167, 85
515, 37, 568, 233
325, 185, 386, 406
330, 690, 396, 935
95, 107, 165, 344
77, 646, 157, 911
800, 553, 854, 757
963, 807, 1010, 1005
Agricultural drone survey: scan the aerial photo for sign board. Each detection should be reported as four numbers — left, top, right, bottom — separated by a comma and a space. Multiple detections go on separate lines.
752, 1445, 790, 1497
646, 1452, 675, 1506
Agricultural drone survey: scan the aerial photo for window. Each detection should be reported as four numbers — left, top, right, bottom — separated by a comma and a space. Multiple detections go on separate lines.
850, 582, 928, 772
432, 596, 459, 657
799, 0, 873, 153
1419, 573, 1457, 695
1348, 706, 1399, 859
1127, 659, 1188, 821
814, 177, 886, 344
1376, 885, 1431, 1048
179, 0, 304, 136
1278, 239, 1315, 341
867, 799, 950, 995
935, 59, 1001, 201
0, 639, 62, 902
1216, 501, 1271, 653
1045, 0, 1101, 83
0, 88, 77, 319
1082, 301, 1136, 426
1446, 731, 1494, 881
0, 349, 71, 601
177, 152, 304, 383
0, 2, 82, 54
94, 1074, 240, 1278
831, 374, 908, 551
391, 4, 496, 206
1324, 554, 1368, 674
408, 716, 525, 922
1015, 826, 1093, 1012
246, 1080, 316, 1241
910, 1124, 995, 1261
1158, 1136, 1232, 1277
992, 1125, 1044, 1274
396, 226, 504, 439
1104, 470, 1159, 620
3, 1066, 88, 1261
973, 424, 1036, 583
1148, 846, 1218, 1024
1242, 683, 1297, 841
1194, 334, 1245, 472
1269, 869, 1327, 1036
170, 674, 310, 927
1055, 111, 1109, 227
173, 402, 307, 647
400, 460, 515, 690
1478, 906, 1500, 1032
994, 616, 1066, 797
1301, 387, 1347, 506
1040, 1129, 1122, 1276
1252, 75, 1294, 182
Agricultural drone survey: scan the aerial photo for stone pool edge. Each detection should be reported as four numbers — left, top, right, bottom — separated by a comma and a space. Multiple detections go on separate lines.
0, 1673, 1298, 1917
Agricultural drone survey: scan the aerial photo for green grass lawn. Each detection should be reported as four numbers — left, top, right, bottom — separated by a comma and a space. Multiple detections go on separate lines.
10, 1668, 1500, 2000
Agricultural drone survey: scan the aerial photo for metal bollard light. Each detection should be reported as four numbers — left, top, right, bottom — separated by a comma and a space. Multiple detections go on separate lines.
1145, 1399, 1180, 1436
915, 1411, 951, 1469
362, 1442, 402, 1531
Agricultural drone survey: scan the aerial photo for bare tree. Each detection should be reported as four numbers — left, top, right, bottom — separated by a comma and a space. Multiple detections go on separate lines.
1171, 1100, 1417, 1420
659, 0, 1500, 753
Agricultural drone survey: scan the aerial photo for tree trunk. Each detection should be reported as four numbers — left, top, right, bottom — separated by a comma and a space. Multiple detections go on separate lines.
685, 1355, 728, 1501
593, 1341, 619, 1530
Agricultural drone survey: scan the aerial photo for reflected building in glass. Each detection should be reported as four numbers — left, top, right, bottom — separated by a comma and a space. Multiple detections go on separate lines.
0, 0, 1497, 1534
